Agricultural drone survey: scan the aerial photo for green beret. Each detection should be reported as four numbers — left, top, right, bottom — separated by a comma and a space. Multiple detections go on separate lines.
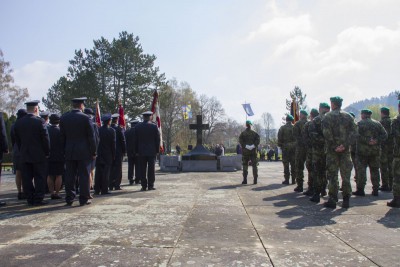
319, 102, 330, 109
310, 108, 319, 117
380, 107, 390, 114
246, 120, 252, 125
286, 114, 294, 121
300, 110, 308, 116
330, 96, 343, 104
361, 109, 372, 115
349, 112, 356, 118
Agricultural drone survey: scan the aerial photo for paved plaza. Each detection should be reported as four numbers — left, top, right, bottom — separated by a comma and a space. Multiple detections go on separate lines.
0, 161, 399, 266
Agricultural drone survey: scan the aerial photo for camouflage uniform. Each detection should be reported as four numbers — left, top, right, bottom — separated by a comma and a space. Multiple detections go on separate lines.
239, 128, 260, 181
302, 120, 314, 192
380, 115, 394, 189
356, 117, 387, 193
391, 115, 400, 198
278, 122, 296, 183
308, 114, 327, 196
293, 117, 310, 189
322, 109, 356, 201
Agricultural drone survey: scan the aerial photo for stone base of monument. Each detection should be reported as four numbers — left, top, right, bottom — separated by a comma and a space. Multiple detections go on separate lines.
181, 160, 217, 172
219, 155, 242, 172
160, 155, 180, 172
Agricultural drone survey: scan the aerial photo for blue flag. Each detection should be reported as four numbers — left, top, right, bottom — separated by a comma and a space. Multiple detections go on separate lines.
242, 103, 254, 116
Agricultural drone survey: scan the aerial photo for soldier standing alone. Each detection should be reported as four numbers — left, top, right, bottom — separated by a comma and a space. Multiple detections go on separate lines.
278, 115, 296, 185
239, 120, 260, 185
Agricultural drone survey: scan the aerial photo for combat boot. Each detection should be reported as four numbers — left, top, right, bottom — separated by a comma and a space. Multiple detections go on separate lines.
352, 188, 365, 196
303, 188, 314, 196
342, 196, 350, 209
242, 175, 248, 185
379, 185, 391, 192
282, 179, 289, 185
309, 193, 320, 203
371, 189, 379, 196
253, 177, 258, 184
294, 185, 303, 192
323, 197, 337, 209
387, 196, 400, 208
320, 190, 327, 197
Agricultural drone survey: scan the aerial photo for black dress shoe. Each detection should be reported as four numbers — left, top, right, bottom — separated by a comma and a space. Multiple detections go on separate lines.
18, 192, 26, 200
114, 187, 123, 191
102, 191, 112, 195
129, 180, 134, 185
80, 201, 92, 206
0, 202, 6, 207
140, 187, 147, 191
51, 194, 62, 200
65, 202, 73, 206
34, 200, 49, 206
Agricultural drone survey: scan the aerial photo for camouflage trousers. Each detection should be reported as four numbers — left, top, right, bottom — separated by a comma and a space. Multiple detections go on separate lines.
380, 150, 393, 188
392, 157, 400, 197
242, 154, 258, 178
282, 147, 295, 182
326, 151, 353, 198
295, 146, 311, 186
312, 149, 327, 194
305, 150, 313, 189
356, 154, 380, 191
351, 151, 358, 182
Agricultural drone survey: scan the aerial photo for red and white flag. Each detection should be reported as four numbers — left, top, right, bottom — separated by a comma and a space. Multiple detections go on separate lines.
95, 99, 101, 127
151, 89, 164, 153
118, 103, 126, 129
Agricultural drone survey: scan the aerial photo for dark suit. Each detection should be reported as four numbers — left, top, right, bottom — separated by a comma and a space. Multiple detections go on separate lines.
125, 125, 139, 184
134, 120, 160, 189
109, 124, 126, 189
48, 125, 65, 175
14, 113, 50, 204
95, 125, 116, 194
60, 109, 96, 204
0, 113, 8, 177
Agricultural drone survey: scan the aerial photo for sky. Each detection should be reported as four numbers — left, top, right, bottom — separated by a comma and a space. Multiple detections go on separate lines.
1, 0, 400, 127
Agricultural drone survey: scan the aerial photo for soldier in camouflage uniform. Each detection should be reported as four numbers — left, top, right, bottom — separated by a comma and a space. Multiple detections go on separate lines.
379, 107, 393, 191
349, 112, 358, 185
293, 110, 310, 192
303, 108, 319, 196
353, 109, 387, 197
388, 101, 400, 208
322, 97, 356, 209
309, 103, 330, 203
278, 115, 296, 185
239, 120, 260, 184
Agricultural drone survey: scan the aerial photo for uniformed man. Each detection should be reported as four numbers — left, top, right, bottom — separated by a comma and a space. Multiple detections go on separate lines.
60, 97, 97, 206
309, 103, 330, 203
322, 96, 356, 209
352, 109, 387, 197
303, 108, 318, 196
379, 107, 394, 191
349, 112, 358, 185
0, 111, 9, 206
125, 119, 140, 185
134, 111, 160, 191
94, 114, 116, 195
47, 114, 64, 199
14, 100, 50, 206
388, 101, 400, 208
40, 110, 50, 194
278, 115, 296, 185
109, 113, 126, 190
84, 108, 100, 193
293, 110, 310, 192
238, 120, 261, 184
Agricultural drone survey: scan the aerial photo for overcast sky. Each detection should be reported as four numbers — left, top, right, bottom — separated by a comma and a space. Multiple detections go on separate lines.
1, 0, 400, 127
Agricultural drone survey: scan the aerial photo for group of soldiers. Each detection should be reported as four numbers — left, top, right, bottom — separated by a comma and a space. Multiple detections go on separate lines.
0, 97, 160, 207
277, 96, 400, 209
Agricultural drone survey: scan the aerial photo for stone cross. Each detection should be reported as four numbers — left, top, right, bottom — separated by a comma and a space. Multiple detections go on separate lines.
189, 115, 209, 146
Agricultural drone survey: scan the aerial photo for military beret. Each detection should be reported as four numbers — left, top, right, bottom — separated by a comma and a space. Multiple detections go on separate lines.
330, 96, 343, 104
25, 100, 40, 107
286, 114, 294, 121
16, 109, 27, 119
300, 110, 308, 116
310, 108, 319, 117
361, 109, 372, 115
380, 107, 390, 113
111, 113, 120, 119
319, 102, 330, 109
49, 114, 61, 124
71, 97, 87, 104
40, 111, 50, 118
349, 112, 356, 118
84, 108, 94, 115
142, 111, 153, 116
246, 120, 252, 125
101, 113, 112, 122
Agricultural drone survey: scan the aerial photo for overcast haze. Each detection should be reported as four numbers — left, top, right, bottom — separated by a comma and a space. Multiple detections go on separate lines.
1, 0, 399, 127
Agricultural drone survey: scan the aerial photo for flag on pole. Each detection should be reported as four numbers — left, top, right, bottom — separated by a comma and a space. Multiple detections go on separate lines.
242, 103, 255, 116
95, 99, 101, 127
118, 103, 126, 129
182, 104, 192, 120
290, 98, 299, 123
151, 89, 164, 153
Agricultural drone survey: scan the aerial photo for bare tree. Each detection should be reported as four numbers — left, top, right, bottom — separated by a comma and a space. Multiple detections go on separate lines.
4, 86, 29, 115
261, 112, 274, 143
198, 94, 225, 144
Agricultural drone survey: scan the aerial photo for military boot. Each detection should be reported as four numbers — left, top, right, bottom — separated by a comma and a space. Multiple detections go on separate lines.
387, 196, 400, 208
303, 188, 314, 196
253, 177, 258, 184
342, 196, 350, 209
309, 193, 320, 203
323, 197, 337, 209
372, 189, 379, 196
352, 188, 365, 196
282, 179, 289, 185
379, 185, 391, 192
242, 175, 248, 185
294, 184, 303, 192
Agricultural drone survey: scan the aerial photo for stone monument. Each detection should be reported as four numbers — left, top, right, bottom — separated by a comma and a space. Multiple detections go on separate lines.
181, 115, 217, 171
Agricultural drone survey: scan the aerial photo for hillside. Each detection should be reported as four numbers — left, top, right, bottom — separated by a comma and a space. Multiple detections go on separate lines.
344, 91, 399, 116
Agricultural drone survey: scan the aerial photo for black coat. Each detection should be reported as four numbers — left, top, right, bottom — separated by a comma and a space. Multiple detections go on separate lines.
48, 125, 64, 162
134, 120, 160, 156
14, 113, 50, 163
0, 113, 8, 160
60, 110, 97, 161
125, 126, 136, 158
111, 124, 126, 156
97, 125, 116, 165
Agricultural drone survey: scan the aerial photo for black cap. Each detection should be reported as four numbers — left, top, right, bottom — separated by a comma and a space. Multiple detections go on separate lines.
84, 108, 94, 115
49, 114, 61, 124
101, 113, 112, 122
16, 109, 27, 119
71, 97, 87, 104
40, 111, 50, 118
25, 100, 40, 107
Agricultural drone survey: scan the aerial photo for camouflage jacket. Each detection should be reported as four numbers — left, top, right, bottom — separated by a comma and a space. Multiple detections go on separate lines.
278, 122, 295, 150
308, 114, 325, 150
239, 128, 260, 156
303, 120, 313, 148
293, 118, 308, 148
391, 115, 400, 157
357, 118, 387, 156
380, 116, 394, 153
322, 109, 356, 153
